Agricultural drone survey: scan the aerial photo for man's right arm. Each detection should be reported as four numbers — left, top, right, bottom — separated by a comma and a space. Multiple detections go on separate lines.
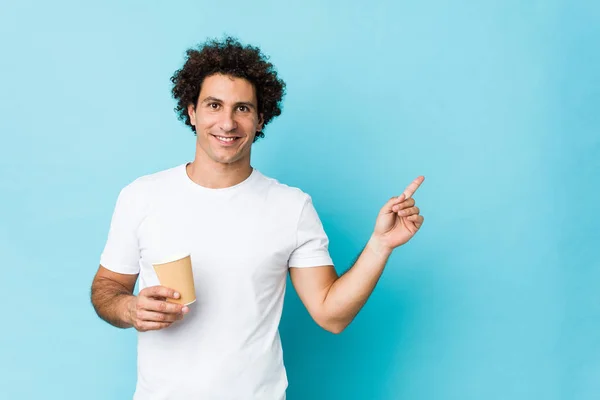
91, 266, 188, 331
91, 266, 138, 329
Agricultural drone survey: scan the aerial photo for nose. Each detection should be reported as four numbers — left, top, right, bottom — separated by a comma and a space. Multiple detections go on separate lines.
219, 110, 237, 133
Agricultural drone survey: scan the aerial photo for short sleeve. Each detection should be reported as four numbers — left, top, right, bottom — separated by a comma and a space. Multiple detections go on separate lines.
99, 184, 143, 274
288, 196, 334, 268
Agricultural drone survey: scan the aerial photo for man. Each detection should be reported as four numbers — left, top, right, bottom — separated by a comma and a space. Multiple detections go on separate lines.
91, 36, 424, 399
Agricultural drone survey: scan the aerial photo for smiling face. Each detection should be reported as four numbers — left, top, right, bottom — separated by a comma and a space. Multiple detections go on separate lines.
187, 74, 264, 167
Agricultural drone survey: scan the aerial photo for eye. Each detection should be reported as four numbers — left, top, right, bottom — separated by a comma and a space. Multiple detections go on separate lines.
237, 105, 250, 112
208, 102, 220, 110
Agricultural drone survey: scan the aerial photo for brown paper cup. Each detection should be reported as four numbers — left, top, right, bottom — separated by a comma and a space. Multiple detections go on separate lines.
152, 253, 196, 305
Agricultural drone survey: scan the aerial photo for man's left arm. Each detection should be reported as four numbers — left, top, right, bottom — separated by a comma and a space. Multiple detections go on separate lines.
289, 176, 425, 334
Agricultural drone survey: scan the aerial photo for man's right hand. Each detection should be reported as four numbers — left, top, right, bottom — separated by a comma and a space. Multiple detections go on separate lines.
124, 286, 190, 332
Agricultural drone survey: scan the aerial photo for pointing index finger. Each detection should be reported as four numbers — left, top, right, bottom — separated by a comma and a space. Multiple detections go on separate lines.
402, 176, 425, 199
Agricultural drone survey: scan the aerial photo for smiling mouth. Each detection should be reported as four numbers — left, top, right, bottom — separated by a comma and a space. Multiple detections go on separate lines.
212, 134, 241, 145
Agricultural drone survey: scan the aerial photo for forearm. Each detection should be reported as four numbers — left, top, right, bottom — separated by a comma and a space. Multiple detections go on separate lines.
91, 278, 134, 329
321, 236, 392, 332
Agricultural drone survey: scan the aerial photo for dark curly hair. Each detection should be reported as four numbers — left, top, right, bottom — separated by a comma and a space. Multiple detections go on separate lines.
170, 36, 286, 142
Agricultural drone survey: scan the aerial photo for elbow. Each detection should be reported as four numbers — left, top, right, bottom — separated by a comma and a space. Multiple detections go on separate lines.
316, 316, 349, 335
326, 324, 346, 335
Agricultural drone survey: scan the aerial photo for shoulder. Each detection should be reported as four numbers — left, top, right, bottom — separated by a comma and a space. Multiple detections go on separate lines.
253, 170, 312, 207
120, 164, 183, 195
114, 164, 184, 207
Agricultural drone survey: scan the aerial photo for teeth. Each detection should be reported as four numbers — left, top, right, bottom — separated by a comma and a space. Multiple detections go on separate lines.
217, 136, 235, 142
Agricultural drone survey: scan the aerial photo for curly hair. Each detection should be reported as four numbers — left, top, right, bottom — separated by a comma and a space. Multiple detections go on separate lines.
170, 36, 286, 142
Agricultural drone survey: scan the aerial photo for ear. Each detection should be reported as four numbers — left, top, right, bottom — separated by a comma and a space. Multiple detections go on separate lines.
257, 113, 264, 132
187, 103, 197, 128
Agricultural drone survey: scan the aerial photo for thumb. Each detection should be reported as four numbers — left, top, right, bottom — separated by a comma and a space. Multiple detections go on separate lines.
381, 194, 405, 214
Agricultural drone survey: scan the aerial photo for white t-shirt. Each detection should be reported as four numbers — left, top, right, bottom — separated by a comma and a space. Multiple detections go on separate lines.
99, 163, 334, 400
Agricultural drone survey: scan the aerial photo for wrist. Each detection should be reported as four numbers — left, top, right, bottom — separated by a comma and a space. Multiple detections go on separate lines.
118, 294, 135, 327
367, 235, 393, 258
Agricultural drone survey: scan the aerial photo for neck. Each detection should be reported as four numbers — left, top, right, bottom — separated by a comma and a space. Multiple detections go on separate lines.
186, 153, 253, 190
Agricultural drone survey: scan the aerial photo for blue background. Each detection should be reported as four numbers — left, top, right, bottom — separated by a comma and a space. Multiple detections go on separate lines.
1, 1, 599, 399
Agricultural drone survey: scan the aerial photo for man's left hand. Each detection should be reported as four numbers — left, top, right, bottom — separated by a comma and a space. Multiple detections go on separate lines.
371, 176, 425, 254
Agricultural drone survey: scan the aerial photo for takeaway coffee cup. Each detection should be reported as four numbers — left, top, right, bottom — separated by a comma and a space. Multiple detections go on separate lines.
152, 253, 196, 305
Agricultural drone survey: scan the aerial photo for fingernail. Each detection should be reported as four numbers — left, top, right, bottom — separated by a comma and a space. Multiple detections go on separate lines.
182, 306, 189, 313
174, 292, 180, 299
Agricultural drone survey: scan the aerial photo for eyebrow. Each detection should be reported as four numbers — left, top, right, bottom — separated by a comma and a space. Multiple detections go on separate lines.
201, 96, 256, 110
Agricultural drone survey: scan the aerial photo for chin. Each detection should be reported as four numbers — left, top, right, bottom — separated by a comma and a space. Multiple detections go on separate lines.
212, 153, 246, 165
